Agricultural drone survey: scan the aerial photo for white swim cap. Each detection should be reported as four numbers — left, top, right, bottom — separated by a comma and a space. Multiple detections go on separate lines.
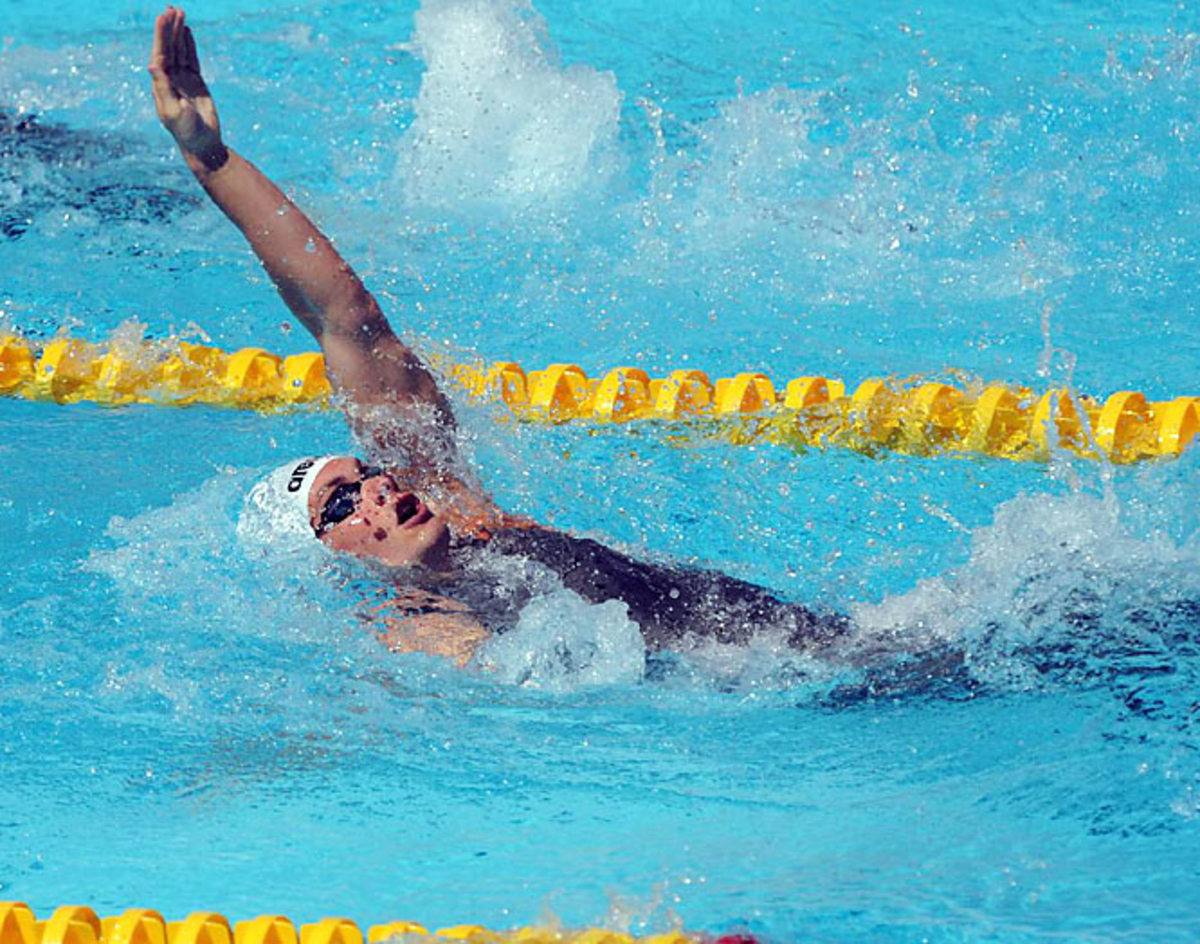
237, 455, 343, 549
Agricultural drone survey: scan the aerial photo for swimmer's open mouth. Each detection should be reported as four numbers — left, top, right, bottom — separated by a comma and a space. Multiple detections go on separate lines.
396, 492, 432, 527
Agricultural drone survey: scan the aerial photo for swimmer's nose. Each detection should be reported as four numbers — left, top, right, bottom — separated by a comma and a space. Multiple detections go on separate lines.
360, 470, 396, 506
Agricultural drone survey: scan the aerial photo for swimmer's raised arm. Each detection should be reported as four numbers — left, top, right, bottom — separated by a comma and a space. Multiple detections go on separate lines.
148, 6, 453, 427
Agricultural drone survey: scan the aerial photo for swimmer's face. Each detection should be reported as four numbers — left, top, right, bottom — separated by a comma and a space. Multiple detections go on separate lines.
307, 457, 450, 568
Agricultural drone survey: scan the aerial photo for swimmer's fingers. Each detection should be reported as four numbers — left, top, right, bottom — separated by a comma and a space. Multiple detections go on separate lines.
148, 9, 171, 79
157, 6, 184, 73
183, 23, 202, 74
148, 8, 196, 82
168, 7, 187, 71
168, 10, 213, 103
148, 9, 185, 94
170, 8, 196, 73
149, 5, 221, 153
148, 12, 182, 119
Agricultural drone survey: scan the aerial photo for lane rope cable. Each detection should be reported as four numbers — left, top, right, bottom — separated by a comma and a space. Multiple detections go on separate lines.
1, 333, 1196, 463
0, 902, 754, 944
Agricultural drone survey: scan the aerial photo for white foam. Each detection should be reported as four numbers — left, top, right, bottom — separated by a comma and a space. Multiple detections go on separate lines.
849, 488, 1200, 686
396, 0, 621, 211
474, 590, 646, 690
646, 87, 830, 247
84, 469, 349, 646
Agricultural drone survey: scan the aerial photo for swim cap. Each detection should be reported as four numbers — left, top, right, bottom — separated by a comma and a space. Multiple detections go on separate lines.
237, 455, 343, 549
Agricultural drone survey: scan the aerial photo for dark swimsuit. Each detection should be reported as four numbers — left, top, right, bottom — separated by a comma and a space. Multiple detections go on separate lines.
471, 527, 849, 651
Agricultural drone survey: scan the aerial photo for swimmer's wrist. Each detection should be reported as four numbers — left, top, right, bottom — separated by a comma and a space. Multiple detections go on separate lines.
181, 140, 230, 176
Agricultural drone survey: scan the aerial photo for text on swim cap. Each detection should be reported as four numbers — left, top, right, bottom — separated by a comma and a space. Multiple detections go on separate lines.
287, 458, 316, 492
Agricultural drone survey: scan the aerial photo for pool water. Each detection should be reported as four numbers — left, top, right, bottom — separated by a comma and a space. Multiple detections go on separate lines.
3, 0, 1200, 939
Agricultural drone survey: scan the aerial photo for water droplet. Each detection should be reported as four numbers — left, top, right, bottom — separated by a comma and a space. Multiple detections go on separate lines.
304, 238, 317, 253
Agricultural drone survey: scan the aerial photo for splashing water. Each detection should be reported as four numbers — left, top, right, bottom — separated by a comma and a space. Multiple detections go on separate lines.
852, 484, 1200, 696
476, 593, 646, 689
5, 0, 1200, 936
396, 0, 621, 211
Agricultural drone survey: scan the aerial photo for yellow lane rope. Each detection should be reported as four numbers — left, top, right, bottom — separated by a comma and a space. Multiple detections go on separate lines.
0, 903, 711, 944
1, 333, 1196, 463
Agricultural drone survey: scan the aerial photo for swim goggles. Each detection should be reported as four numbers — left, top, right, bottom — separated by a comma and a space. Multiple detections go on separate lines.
315, 465, 383, 535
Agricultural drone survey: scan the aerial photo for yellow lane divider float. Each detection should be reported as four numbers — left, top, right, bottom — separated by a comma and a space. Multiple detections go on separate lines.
1, 333, 1197, 464
0, 903, 743, 944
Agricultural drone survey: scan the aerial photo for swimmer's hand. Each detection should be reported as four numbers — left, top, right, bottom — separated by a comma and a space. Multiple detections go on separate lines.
148, 5, 227, 172
374, 591, 491, 668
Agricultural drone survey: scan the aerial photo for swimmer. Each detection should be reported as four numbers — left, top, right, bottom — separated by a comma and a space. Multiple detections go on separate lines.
148, 6, 850, 666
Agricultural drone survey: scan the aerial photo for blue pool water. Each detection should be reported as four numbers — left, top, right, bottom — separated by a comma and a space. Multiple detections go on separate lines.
4, 0, 1200, 939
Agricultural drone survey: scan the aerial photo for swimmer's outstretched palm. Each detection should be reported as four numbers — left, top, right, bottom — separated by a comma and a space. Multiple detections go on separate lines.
148, 6, 224, 167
